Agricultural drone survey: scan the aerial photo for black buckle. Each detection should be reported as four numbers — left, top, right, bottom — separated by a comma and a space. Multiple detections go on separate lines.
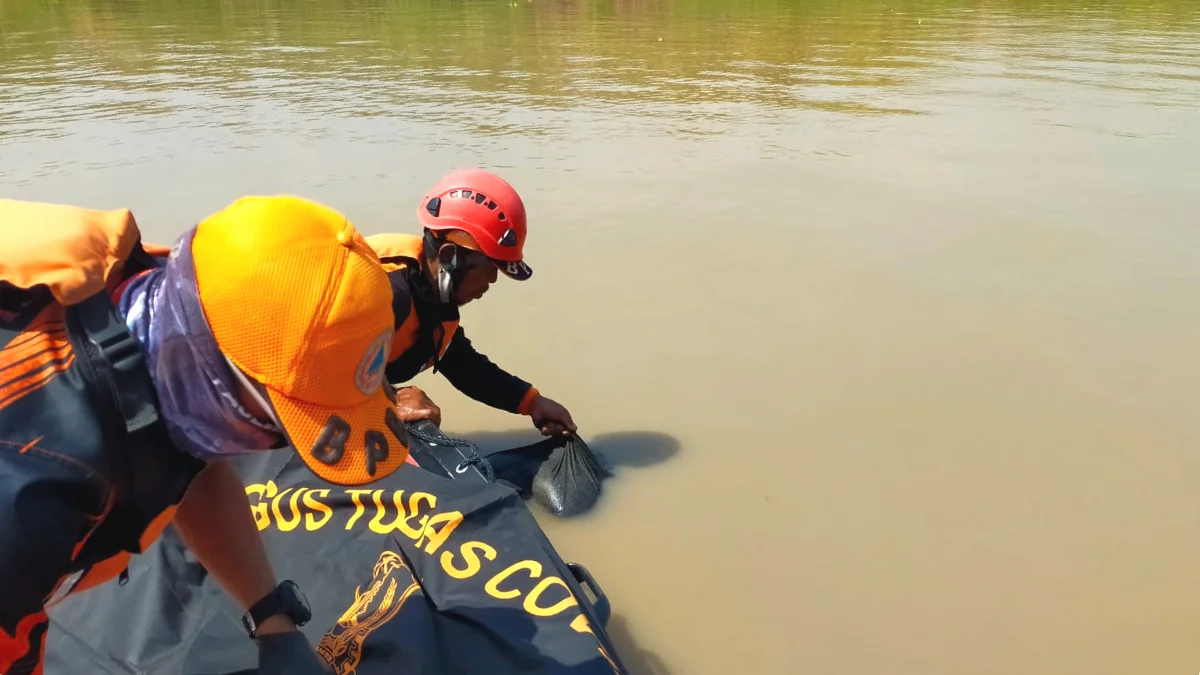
91, 318, 145, 375
76, 293, 159, 435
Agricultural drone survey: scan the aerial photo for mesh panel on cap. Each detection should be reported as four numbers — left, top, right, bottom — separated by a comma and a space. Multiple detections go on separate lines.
290, 241, 394, 405
191, 196, 351, 393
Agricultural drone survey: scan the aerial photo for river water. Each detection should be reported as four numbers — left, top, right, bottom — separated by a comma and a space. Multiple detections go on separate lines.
3, 1, 1200, 673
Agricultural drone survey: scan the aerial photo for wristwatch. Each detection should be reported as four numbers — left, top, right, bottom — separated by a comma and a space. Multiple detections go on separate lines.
241, 579, 313, 639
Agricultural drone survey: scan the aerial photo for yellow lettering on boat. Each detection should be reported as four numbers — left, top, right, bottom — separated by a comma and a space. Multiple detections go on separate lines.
399, 491, 436, 540
368, 489, 408, 535
302, 488, 333, 531
569, 615, 621, 673
570, 615, 593, 635
240, 482, 607, 652
440, 541, 498, 580
245, 480, 278, 531
345, 488, 374, 529
271, 487, 303, 532
523, 576, 577, 618
418, 510, 463, 554
485, 560, 542, 600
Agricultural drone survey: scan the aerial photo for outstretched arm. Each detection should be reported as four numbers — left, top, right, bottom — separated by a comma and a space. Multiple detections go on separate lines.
172, 459, 295, 636
437, 326, 540, 414
174, 459, 332, 674
438, 328, 578, 435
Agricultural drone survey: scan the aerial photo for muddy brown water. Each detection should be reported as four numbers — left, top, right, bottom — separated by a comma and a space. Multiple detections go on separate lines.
3, 1, 1200, 673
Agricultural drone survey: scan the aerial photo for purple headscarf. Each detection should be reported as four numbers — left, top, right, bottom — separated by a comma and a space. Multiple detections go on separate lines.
117, 226, 282, 462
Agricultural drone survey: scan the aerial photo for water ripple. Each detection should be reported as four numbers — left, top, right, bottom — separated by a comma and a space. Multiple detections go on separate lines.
0, 0, 1197, 178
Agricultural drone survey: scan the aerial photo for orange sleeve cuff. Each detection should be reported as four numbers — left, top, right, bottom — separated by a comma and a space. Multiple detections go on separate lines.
517, 387, 540, 416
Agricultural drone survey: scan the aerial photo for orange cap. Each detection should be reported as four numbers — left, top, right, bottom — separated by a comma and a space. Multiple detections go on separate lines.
190, 195, 408, 486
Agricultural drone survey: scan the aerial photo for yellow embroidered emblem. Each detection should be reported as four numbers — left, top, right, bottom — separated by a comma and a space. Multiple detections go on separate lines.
316, 550, 421, 674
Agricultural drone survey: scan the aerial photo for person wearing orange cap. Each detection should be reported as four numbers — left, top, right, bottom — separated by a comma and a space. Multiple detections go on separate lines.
0, 195, 410, 675
365, 168, 578, 436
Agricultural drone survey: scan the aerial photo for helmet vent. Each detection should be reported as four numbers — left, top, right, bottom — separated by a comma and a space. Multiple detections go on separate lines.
437, 188, 508, 223
498, 228, 518, 247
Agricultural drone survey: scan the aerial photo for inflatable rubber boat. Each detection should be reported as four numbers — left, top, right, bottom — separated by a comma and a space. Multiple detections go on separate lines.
42, 420, 629, 674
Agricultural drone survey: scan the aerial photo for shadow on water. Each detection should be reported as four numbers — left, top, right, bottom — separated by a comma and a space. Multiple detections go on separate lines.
605, 614, 673, 675
589, 431, 680, 469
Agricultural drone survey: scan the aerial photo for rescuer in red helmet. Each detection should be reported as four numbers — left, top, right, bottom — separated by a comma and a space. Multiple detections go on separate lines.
365, 169, 577, 436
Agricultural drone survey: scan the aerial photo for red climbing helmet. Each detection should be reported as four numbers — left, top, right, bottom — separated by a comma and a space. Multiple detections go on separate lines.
417, 168, 532, 281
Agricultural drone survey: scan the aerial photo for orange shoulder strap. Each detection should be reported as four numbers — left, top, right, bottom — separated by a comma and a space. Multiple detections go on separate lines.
0, 198, 142, 306
142, 242, 173, 258
365, 232, 424, 262
438, 318, 460, 358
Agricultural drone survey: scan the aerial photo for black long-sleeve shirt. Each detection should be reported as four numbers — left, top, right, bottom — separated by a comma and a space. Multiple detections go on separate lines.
381, 263, 534, 414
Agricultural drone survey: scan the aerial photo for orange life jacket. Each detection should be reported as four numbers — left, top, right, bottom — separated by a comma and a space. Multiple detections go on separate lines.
365, 233, 461, 380
0, 198, 206, 608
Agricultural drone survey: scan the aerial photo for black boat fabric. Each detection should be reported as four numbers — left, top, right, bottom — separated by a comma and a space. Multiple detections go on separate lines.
403, 423, 614, 518
42, 447, 627, 675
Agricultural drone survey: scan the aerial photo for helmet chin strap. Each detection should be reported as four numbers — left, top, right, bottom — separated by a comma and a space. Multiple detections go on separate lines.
437, 247, 459, 304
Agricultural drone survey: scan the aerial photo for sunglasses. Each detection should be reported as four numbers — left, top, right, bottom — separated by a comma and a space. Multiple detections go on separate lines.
453, 245, 499, 272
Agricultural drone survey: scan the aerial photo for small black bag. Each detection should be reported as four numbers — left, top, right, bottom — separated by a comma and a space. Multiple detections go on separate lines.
488, 434, 612, 517
531, 435, 612, 517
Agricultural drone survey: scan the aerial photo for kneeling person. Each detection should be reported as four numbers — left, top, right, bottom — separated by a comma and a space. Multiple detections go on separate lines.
370, 169, 577, 436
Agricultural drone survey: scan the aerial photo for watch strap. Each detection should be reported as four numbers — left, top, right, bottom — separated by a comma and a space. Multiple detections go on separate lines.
242, 579, 312, 638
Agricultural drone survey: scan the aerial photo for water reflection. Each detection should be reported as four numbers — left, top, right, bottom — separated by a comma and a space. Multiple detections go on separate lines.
1, 1, 1196, 196
2, 0, 1198, 147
